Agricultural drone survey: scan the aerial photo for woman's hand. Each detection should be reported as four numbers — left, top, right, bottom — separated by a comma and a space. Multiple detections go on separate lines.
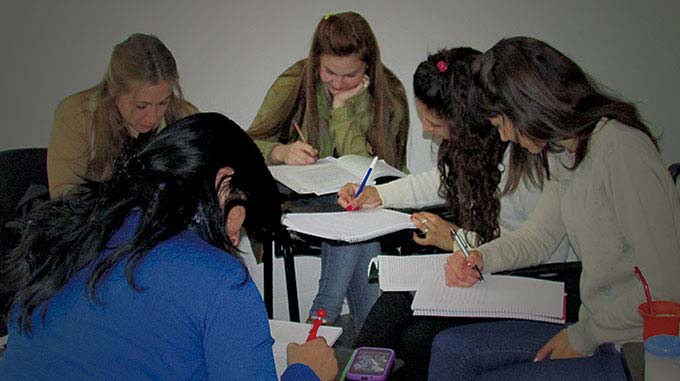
444, 250, 484, 287
411, 212, 458, 251
271, 141, 318, 165
332, 75, 370, 109
287, 337, 338, 381
534, 329, 586, 361
337, 183, 382, 210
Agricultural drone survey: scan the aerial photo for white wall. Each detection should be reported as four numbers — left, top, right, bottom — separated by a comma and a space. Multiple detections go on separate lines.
1, 0, 678, 321
1, 0, 679, 170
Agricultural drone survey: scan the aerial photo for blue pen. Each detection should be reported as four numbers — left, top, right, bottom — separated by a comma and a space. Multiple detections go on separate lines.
346, 156, 378, 211
354, 156, 378, 198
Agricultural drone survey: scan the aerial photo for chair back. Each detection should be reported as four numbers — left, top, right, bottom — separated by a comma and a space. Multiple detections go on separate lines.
0, 148, 48, 228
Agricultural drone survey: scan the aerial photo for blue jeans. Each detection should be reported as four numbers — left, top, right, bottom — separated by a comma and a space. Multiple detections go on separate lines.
428, 320, 627, 380
309, 241, 380, 330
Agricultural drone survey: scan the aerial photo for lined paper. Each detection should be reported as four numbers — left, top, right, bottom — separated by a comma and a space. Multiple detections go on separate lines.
282, 209, 415, 243
370, 254, 449, 291
269, 320, 343, 377
411, 272, 565, 324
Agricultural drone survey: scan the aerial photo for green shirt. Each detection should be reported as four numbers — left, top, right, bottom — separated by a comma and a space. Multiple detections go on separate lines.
249, 59, 409, 171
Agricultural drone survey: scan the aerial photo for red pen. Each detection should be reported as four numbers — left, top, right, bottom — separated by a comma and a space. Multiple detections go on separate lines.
306, 308, 326, 342
634, 266, 655, 316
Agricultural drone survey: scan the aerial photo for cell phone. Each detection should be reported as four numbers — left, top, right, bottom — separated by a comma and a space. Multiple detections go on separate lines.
345, 347, 395, 381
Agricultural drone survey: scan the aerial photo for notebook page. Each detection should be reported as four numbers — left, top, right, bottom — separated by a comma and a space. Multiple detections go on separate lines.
269, 320, 343, 377
282, 209, 415, 242
375, 254, 449, 291
412, 272, 564, 323
268, 157, 361, 195
337, 155, 406, 180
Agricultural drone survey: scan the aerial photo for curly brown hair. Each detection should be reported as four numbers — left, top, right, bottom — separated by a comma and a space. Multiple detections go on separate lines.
414, 48, 507, 245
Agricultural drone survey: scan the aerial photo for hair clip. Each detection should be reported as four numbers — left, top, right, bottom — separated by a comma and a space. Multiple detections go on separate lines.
436, 60, 448, 73
323, 13, 332, 20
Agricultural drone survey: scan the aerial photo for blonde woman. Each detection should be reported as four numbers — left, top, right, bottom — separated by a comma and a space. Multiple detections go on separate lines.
48, 33, 197, 197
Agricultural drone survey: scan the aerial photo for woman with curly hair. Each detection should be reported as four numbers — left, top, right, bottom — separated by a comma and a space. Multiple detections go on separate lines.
341, 47, 572, 380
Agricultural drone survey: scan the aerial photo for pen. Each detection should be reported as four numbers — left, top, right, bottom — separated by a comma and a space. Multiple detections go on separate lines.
346, 156, 378, 211
306, 308, 326, 342
293, 121, 308, 144
450, 227, 485, 285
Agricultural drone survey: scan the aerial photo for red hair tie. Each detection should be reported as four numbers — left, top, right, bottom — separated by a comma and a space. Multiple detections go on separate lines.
436, 60, 448, 73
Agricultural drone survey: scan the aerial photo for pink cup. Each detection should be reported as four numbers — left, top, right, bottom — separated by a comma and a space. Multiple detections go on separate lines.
638, 301, 680, 340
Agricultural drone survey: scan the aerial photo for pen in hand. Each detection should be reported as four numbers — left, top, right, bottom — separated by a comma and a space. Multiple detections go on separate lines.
293, 121, 308, 144
450, 227, 485, 285
346, 156, 378, 211
306, 308, 326, 342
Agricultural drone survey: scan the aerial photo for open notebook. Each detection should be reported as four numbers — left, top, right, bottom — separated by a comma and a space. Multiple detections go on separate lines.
369, 254, 449, 291
282, 209, 415, 243
411, 272, 566, 324
268, 155, 406, 195
269, 320, 343, 377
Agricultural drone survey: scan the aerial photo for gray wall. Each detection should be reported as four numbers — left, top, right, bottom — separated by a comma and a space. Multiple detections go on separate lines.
2, 0, 679, 172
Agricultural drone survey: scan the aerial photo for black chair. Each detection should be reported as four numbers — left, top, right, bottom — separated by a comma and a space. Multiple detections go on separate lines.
0, 147, 48, 336
0, 148, 49, 229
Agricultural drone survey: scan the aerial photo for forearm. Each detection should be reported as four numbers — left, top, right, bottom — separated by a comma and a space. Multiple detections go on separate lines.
376, 167, 442, 208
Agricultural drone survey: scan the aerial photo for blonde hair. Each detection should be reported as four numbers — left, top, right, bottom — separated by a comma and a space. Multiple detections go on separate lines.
248, 12, 407, 169
86, 33, 194, 180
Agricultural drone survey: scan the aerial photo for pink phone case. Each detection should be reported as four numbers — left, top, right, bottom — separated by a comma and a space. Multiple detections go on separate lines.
345, 347, 395, 381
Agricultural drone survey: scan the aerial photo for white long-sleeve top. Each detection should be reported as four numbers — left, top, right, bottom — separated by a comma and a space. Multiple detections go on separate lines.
479, 119, 680, 354
376, 148, 574, 262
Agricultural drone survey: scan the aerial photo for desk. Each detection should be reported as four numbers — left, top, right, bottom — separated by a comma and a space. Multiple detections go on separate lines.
263, 182, 442, 322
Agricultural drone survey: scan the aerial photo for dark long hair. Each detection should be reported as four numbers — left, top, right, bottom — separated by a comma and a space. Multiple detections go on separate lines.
414, 48, 507, 245
470, 36, 657, 188
1, 113, 281, 334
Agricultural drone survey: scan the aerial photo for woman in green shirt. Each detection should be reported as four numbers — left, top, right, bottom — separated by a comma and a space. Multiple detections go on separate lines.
247, 12, 410, 329
247, 11, 409, 169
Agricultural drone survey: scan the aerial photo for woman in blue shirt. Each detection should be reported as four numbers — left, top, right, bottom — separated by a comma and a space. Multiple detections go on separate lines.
0, 113, 337, 380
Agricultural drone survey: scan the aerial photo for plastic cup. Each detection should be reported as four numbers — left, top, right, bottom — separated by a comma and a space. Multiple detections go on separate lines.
644, 335, 680, 381
638, 301, 680, 340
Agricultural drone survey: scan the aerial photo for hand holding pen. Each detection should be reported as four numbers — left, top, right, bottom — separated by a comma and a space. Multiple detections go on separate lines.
342, 156, 378, 211
270, 121, 318, 165
445, 228, 485, 287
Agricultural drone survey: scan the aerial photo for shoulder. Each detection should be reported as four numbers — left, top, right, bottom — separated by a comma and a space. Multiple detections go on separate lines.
150, 230, 248, 288
589, 119, 658, 161
55, 89, 95, 120
280, 59, 307, 78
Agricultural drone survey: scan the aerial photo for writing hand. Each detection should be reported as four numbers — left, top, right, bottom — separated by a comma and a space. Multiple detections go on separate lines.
534, 329, 586, 361
271, 141, 318, 165
411, 212, 458, 251
332, 75, 370, 109
287, 337, 338, 381
444, 250, 484, 287
337, 183, 382, 210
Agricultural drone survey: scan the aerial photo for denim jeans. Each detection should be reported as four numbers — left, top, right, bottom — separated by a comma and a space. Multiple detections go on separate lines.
309, 240, 380, 331
428, 320, 627, 380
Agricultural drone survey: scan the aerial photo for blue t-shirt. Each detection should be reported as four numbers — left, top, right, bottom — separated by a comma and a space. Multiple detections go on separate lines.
0, 213, 317, 380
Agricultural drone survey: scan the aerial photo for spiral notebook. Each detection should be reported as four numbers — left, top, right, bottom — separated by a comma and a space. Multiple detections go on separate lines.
282, 209, 415, 243
411, 272, 566, 324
